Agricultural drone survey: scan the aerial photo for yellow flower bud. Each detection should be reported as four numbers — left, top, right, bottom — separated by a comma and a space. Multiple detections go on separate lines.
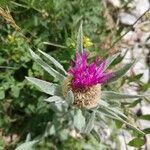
7, 35, 15, 43
83, 36, 93, 48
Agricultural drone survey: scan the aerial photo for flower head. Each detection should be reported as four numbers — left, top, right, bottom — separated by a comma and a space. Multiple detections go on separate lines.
68, 51, 112, 89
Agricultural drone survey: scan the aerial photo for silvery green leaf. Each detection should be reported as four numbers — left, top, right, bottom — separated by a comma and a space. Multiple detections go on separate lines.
38, 49, 67, 75
59, 129, 69, 141
26, 77, 61, 96
44, 122, 55, 137
66, 90, 74, 105
104, 53, 120, 70
82, 111, 95, 134
51, 103, 64, 112
50, 101, 68, 113
98, 100, 109, 107
49, 125, 55, 135
25, 133, 31, 142
15, 140, 38, 150
99, 102, 127, 119
100, 99, 120, 107
97, 106, 144, 135
107, 107, 127, 119
106, 100, 120, 107
44, 96, 64, 103
107, 61, 134, 83
113, 114, 144, 135
29, 48, 65, 81
73, 109, 85, 132
43, 41, 67, 49
76, 21, 83, 53
101, 91, 144, 100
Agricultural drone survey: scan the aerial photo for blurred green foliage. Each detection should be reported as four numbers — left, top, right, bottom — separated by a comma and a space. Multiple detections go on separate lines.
0, 0, 110, 149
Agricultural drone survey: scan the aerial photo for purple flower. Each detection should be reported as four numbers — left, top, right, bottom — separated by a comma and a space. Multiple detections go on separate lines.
68, 51, 112, 89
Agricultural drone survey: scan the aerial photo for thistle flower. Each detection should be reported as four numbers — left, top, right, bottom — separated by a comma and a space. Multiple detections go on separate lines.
62, 51, 112, 108
23, 25, 145, 149
68, 51, 112, 89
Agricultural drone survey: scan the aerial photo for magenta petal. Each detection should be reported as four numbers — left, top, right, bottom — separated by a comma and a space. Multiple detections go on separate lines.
68, 51, 112, 89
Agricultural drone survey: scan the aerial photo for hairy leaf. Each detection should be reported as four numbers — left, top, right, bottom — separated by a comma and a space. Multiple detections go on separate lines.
107, 62, 134, 83
97, 106, 144, 135
101, 91, 144, 101
29, 48, 65, 81
73, 109, 85, 132
26, 77, 61, 96
82, 111, 95, 134
38, 49, 67, 75
104, 53, 120, 70
15, 140, 38, 150
66, 90, 74, 105
76, 22, 83, 53
44, 96, 64, 103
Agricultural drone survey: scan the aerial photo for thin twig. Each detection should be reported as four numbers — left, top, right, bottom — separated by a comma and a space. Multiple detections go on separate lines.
106, 8, 150, 51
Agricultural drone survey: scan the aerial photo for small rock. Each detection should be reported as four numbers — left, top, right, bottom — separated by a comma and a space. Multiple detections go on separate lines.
119, 12, 137, 25
107, 0, 121, 8
132, 0, 150, 17
141, 106, 150, 115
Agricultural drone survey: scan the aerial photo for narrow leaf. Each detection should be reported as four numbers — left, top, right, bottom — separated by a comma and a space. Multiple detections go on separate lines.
76, 22, 83, 53
29, 48, 65, 81
107, 62, 134, 83
99, 100, 109, 107
143, 128, 150, 134
129, 99, 142, 107
104, 53, 120, 70
43, 41, 67, 49
66, 90, 74, 105
97, 106, 144, 135
108, 107, 128, 119
73, 109, 85, 132
25, 133, 31, 142
15, 140, 38, 150
138, 114, 150, 120
82, 111, 95, 134
91, 129, 100, 142
99, 99, 120, 110
128, 138, 145, 148
101, 91, 144, 100
44, 96, 64, 103
99, 102, 127, 119
38, 49, 67, 75
26, 77, 61, 96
